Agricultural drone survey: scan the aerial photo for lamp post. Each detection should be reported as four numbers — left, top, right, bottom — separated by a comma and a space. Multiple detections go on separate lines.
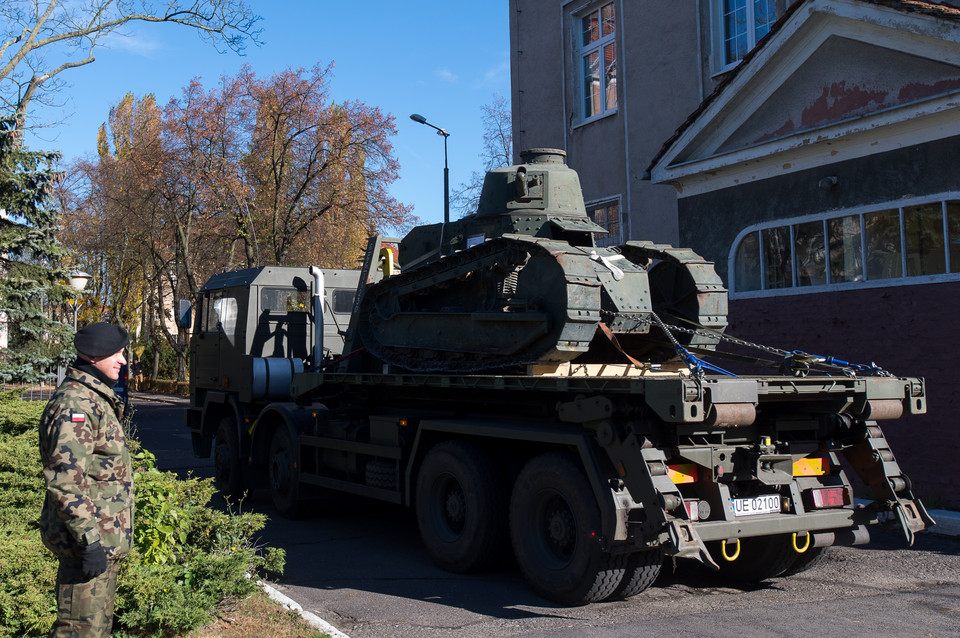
410, 113, 450, 250
67, 271, 92, 330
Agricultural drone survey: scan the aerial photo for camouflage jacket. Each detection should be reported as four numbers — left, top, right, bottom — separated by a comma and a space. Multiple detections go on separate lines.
39, 367, 134, 559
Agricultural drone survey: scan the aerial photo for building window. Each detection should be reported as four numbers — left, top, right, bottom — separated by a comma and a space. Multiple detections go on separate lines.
717, 0, 779, 69
580, 2, 617, 121
588, 199, 621, 247
730, 196, 960, 298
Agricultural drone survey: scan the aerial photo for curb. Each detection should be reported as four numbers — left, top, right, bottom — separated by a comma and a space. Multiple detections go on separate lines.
261, 582, 352, 638
926, 508, 960, 538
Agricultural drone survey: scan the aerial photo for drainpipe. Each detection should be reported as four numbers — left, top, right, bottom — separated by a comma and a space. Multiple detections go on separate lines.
309, 266, 324, 370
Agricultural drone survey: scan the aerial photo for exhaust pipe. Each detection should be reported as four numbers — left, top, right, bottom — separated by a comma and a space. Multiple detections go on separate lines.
309, 266, 324, 370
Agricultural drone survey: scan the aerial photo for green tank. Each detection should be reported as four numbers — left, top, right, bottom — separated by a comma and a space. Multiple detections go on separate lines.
355, 148, 728, 372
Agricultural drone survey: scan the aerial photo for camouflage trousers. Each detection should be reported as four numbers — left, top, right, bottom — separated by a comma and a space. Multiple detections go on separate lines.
50, 556, 122, 638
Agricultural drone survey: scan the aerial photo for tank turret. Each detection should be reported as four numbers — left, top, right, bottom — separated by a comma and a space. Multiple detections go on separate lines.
400, 149, 607, 269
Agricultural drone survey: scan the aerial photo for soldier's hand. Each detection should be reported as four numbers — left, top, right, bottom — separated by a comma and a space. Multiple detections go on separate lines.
81, 541, 108, 579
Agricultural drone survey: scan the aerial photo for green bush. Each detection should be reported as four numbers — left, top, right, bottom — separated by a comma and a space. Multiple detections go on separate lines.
139, 341, 179, 380
139, 378, 189, 397
0, 394, 284, 637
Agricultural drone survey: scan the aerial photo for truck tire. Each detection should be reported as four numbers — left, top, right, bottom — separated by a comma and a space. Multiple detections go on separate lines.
509, 452, 626, 605
268, 427, 302, 518
214, 417, 245, 503
415, 440, 509, 573
611, 549, 663, 599
712, 534, 798, 582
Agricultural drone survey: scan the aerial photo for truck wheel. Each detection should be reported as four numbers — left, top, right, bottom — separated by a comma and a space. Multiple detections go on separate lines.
611, 549, 663, 599
268, 427, 302, 518
214, 417, 245, 502
712, 534, 798, 582
415, 440, 509, 573
509, 452, 626, 605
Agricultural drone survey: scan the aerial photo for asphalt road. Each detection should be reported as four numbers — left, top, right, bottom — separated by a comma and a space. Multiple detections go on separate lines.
131, 394, 960, 638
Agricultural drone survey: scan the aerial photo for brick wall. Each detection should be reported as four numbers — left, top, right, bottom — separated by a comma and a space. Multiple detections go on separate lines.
725, 281, 959, 509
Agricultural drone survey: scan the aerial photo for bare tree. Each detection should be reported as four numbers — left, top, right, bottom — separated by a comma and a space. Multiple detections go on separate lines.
0, 0, 262, 126
450, 93, 513, 217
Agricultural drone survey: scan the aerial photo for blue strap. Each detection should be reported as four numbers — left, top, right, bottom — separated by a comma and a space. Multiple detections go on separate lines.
677, 345, 737, 378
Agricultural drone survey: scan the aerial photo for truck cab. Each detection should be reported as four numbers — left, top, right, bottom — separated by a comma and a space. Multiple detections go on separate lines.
184, 265, 360, 496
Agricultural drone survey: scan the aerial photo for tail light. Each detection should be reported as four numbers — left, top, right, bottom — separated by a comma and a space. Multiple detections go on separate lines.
807, 487, 848, 509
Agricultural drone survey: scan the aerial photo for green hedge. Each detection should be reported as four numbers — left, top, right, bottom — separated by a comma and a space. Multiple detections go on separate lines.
0, 392, 284, 637
138, 378, 190, 397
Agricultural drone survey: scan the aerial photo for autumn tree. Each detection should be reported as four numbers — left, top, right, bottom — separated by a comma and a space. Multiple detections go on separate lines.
451, 93, 513, 217
234, 64, 410, 267
0, 0, 262, 127
0, 116, 72, 382
70, 64, 414, 380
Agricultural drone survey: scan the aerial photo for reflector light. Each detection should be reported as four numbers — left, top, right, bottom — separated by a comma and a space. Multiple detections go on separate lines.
793, 456, 830, 477
810, 487, 847, 508
683, 500, 700, 521
668, 463, 698, 484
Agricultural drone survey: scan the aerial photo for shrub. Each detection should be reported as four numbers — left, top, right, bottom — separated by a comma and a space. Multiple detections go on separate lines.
0, 394, 284, 637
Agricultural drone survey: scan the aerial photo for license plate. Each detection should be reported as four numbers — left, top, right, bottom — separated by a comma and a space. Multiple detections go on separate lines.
731, 494, 781, 516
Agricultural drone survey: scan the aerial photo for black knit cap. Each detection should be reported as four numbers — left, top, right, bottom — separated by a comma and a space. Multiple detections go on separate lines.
74, 322, 130, 358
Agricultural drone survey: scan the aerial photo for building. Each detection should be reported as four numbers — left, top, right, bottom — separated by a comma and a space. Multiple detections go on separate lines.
510, 0, 960, 507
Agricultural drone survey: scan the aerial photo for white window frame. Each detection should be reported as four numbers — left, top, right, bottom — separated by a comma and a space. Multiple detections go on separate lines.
712, 0, 781, 74
728, 192, 960, 300
576, 1, 618, 123
586, 196, 623, 247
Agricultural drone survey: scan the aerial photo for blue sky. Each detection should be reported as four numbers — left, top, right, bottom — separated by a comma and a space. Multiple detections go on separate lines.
25, 1, 511, 228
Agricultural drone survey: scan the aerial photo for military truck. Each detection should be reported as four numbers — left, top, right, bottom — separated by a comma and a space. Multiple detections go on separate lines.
183, 149, 933, 605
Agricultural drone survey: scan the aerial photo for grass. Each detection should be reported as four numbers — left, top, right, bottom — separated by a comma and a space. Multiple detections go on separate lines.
187, 591, 331, 638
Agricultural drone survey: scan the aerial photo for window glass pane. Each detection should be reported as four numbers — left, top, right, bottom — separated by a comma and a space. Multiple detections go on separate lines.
582, 10, 599, 46
601, 3, 616, 36
735, 231, 761, 292
262, 287, 309, 313
762, 226, 792, 289
904, 203, 945, 276
589, 203, 620, 248
603, 43, 617, 110
584, 51, 601, 117
829, 215, 862, 283
754, 0, 777, 39
332, 289, 355, 314
949, 201, 960, 272
794, 220, 826, 286
864, 209, 903, 280
204, 292, 219, 332
212, 295, 238, 345
724, 0, 748, 63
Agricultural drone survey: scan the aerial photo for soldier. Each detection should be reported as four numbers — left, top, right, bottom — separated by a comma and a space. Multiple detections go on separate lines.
39, 322, 134, 637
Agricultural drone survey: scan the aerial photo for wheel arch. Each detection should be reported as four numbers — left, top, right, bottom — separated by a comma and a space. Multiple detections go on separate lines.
249, 402, 317, 469
199, 392, 243, 458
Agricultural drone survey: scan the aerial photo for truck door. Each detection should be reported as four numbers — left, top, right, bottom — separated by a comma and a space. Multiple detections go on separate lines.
195, 290, 238, 389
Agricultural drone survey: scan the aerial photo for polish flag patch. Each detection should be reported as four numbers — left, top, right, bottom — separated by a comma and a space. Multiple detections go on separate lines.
70, 413, 85, 423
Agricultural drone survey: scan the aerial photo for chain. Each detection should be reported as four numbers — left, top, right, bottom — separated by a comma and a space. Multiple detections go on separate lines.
601, 309, 892, 377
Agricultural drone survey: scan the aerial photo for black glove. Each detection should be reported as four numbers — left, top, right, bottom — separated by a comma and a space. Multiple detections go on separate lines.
81, 541, 108, 579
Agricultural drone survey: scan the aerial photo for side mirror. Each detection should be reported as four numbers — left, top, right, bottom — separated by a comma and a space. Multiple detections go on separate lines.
176, 299, 193, 329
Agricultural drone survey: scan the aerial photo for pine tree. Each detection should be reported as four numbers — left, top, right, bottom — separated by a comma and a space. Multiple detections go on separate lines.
0, 116, 74, 383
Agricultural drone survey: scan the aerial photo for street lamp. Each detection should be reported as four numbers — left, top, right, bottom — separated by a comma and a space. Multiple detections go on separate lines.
410, 113, 450, 251
67, 271, 92, 330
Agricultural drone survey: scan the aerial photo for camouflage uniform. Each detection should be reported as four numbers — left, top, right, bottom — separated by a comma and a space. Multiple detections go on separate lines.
39, 366, 134, 637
